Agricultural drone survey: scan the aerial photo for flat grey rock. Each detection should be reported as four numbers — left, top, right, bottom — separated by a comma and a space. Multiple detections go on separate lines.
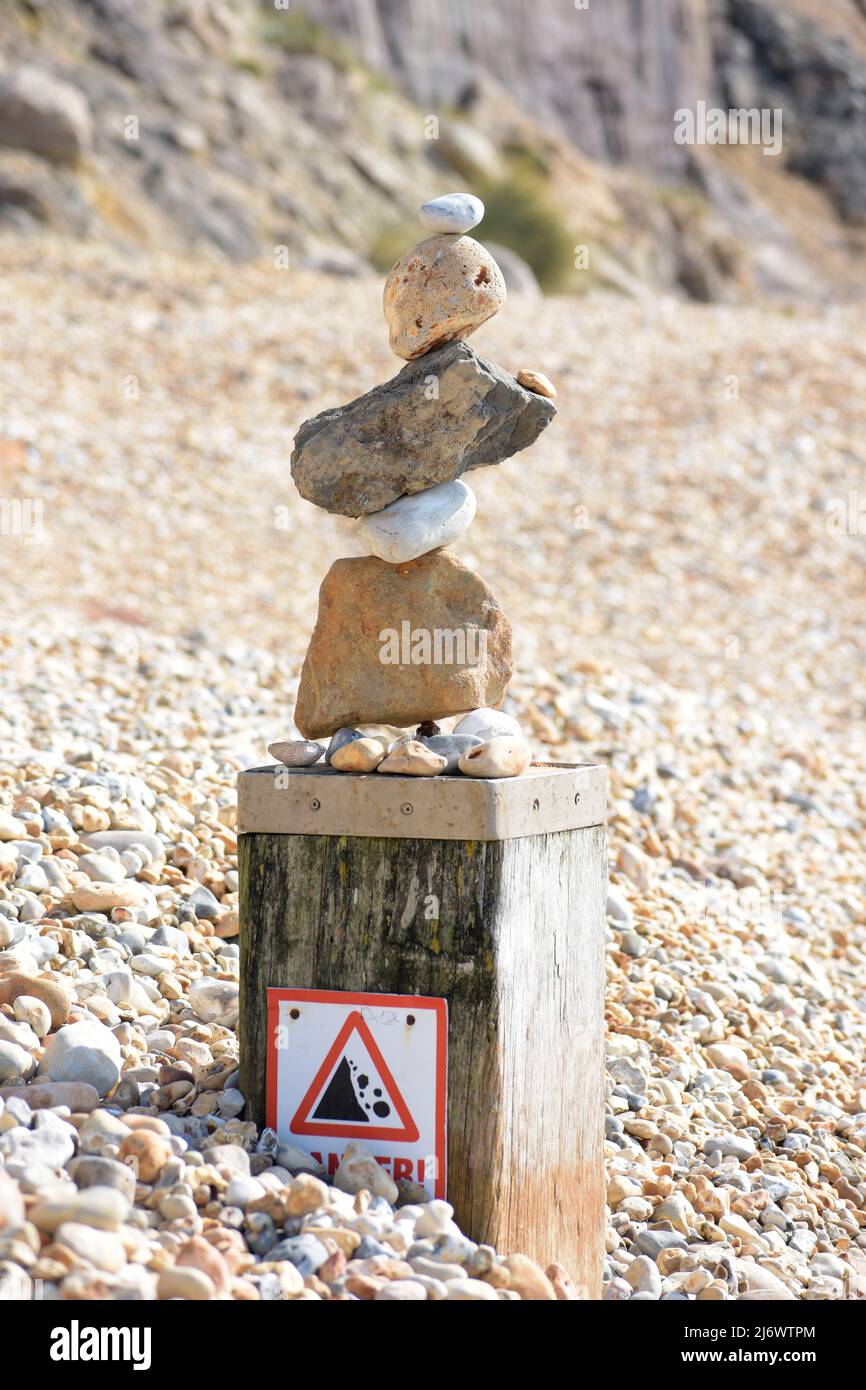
290, 341, 556, 517
420, 734, 481, 773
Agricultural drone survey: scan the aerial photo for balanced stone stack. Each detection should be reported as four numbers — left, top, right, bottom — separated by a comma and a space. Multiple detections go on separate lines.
273, 193, 557, 780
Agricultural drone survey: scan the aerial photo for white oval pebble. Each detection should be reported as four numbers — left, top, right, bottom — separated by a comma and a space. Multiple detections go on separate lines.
415, 1199, 454, 1238
225, 1174, 266, 1207
188, 978, 239, 1028
157, 1266, 215, 1300
375, 1279, 428, 1301
453, 707, 523, 741
12, 994, 51, 1038
55, 1221, 127, 1272
77, 852, 127, 884
333, 1141, 398, 1204
445, 1277, 499, 1300
0, 1040, 37, 1082
356, 480, 476, 565
43, 1020, 123, 1097
419, 193, 484, 235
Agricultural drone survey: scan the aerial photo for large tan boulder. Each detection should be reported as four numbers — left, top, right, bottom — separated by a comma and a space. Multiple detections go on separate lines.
383, 234, 505, 360
294, 552, 512, 739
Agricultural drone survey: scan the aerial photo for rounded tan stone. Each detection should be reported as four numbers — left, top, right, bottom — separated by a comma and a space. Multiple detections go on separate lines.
546, 1262, 581, 1301
377, 741, 447, 777
175, 1234, 231, 1295
516, 369, 557, 398
345, 1272, 384, 1299
458, 736, 532, 779
383, 235, 505, 360
503, 1253, 557, 1300
284, 1173, 329, 1217
71, 880, 153, 913
118, 1130, 172, 1183
329, 736, 389, 773
0, 1080, 99, 1112
157, 1265, 216, 1300
0, 970, 74, 1030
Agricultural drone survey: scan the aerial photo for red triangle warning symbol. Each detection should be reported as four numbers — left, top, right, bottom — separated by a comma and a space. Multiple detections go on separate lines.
291, 1010, 419, 1142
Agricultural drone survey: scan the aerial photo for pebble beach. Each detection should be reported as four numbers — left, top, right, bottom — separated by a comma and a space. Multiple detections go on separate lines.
1, 238, 866, 1300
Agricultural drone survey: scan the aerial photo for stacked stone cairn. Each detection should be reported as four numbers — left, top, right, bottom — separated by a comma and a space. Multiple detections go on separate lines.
271, 193, 558, 780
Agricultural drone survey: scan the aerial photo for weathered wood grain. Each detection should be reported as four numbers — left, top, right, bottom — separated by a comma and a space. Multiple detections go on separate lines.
239, 825, 606, 1295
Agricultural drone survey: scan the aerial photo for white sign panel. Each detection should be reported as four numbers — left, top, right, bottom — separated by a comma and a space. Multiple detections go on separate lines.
267, 988, 447, 1199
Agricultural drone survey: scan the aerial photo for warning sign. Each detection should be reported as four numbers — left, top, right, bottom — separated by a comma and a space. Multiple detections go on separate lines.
267, 988, 447, 1198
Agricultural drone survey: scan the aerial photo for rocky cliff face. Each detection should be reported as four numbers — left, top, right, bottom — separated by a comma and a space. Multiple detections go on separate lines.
304, 0, 866, 230
301, 0, 715, 177
715, 0, 866, 220
0, 0, 863, 299
0, 0, 459, 267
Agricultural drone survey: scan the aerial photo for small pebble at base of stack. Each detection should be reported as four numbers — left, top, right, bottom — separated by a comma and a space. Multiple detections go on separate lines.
285, 193, 558, 780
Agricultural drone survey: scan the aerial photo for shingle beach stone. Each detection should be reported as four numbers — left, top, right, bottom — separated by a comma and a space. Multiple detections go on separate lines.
457, 736, 532, 778
376, 741, 448, 776
329, 735, 389, 772
267, 739, 324, 767
42, 1020, 122, 1097
419, 734, 481, 772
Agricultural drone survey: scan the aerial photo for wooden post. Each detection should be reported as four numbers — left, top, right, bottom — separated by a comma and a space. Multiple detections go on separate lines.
238, 761, 607, 1297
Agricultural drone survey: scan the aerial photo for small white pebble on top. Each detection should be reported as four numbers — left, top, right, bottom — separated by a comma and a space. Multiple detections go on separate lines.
419, 192, 484, 235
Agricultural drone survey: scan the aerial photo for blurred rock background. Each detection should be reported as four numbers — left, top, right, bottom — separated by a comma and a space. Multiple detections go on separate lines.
0, 0, 864, 300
